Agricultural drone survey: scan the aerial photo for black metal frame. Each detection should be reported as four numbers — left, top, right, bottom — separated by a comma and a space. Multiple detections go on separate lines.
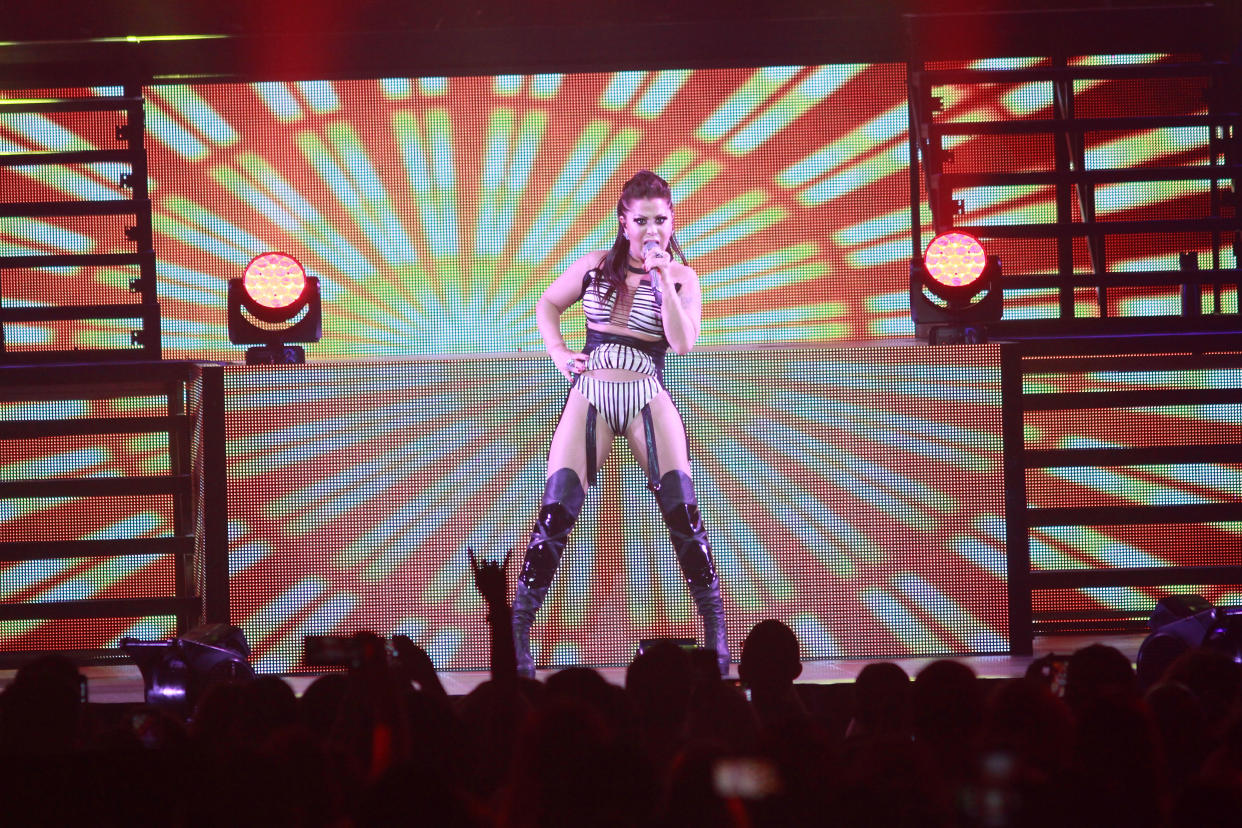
0, 84, 161, 364
1001, 333, 1242, 654
907, 51, 1242, 324
0, 361, 227, 668
193, 364, 230, 628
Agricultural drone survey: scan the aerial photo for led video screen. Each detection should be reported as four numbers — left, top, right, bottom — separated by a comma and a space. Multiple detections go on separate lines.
1023, 365, 1242, 628
1, 64, 916, 358
0, 345, 1014, 670
222, 346, 1011, 672
2, 56, 1237, 668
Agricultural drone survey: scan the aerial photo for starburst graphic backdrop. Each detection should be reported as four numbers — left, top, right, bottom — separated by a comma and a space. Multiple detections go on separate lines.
222, 345, 1010, 672
2, 65, 917, 357
2, 58, 1238, 669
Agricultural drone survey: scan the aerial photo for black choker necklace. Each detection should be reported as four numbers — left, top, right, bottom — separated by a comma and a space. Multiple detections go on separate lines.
626, 263, 647, 274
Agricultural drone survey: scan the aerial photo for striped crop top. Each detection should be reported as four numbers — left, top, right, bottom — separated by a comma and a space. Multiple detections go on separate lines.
580, 268, 664, 338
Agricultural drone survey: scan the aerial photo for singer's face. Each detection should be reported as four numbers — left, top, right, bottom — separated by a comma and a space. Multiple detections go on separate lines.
620, 197, 673, 261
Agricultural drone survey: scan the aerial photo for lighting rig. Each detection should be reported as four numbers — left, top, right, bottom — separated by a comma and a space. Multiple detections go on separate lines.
228, 251, 321, 364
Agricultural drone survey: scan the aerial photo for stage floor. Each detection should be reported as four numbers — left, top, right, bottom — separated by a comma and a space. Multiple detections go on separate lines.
0, 633, 1144, 704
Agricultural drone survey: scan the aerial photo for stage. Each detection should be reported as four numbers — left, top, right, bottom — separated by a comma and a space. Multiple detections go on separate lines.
3, 338, 1238, 680
0, 633, 1145, 705
1, 40, 1239, 685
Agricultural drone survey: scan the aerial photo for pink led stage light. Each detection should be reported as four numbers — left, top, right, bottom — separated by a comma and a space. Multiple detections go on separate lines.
242, 251, 309, 310
924, 232, 987, 290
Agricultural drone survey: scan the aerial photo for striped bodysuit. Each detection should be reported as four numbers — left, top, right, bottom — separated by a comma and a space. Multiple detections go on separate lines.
572, 267, 673, 488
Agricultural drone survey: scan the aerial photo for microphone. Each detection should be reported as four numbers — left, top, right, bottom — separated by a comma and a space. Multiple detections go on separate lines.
642, 240, 663, 274
641, 240, 664, 307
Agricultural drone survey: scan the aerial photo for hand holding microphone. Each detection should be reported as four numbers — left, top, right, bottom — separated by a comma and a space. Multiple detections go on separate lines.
642, 239, 667, 307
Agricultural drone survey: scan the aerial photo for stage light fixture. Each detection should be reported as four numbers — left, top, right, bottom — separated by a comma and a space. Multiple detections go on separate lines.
120, 623, 255, 716
228, 251, 321, 364
909, 231, 1002, 345
1135, 595, 1242, 688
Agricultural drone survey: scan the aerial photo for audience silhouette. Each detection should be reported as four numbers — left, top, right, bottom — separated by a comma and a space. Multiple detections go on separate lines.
4, 592, 1242, 827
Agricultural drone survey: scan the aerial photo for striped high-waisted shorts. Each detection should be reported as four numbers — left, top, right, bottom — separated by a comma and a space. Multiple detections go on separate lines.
573, 342, 663, 434
573, 374, 663, 435
570, 341, 668, 489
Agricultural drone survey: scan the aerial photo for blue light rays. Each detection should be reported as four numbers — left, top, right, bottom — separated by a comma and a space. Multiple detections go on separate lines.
861, 587, 952, 652
392, 109, 460, 257
476, 109, 547, 258
633, 71, 692, 119
516, 120, 640, 264
724, 64, 864, 155
894, 573, 1007, 652
149, 86, 238, 148
302, 123, 418, 267
697, 66, 803, 143
252, 82, 303, 122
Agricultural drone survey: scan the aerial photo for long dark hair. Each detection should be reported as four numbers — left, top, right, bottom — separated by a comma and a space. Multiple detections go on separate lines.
593, 170, 688, 302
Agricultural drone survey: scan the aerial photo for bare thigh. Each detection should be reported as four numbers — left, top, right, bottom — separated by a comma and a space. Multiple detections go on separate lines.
545, 387, 615, 482
623, 388, 691, 478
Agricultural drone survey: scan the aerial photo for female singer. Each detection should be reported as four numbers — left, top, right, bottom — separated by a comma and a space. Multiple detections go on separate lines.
512, 169, 728, 678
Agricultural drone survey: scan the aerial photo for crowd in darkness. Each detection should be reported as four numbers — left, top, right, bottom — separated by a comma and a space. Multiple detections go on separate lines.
4, 563, 1242, 827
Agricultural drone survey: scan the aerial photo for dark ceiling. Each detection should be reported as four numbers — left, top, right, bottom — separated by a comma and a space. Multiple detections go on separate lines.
1, 1, 1232, 40
1, 1, 1236, 86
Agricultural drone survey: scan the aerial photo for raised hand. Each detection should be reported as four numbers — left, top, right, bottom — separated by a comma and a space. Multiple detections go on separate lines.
468, 547, 512, 609
468, 548, 518, 682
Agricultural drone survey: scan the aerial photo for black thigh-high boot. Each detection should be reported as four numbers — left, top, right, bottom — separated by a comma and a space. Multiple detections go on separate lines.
655, 470, 729, 677
513, 468, 585, 678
